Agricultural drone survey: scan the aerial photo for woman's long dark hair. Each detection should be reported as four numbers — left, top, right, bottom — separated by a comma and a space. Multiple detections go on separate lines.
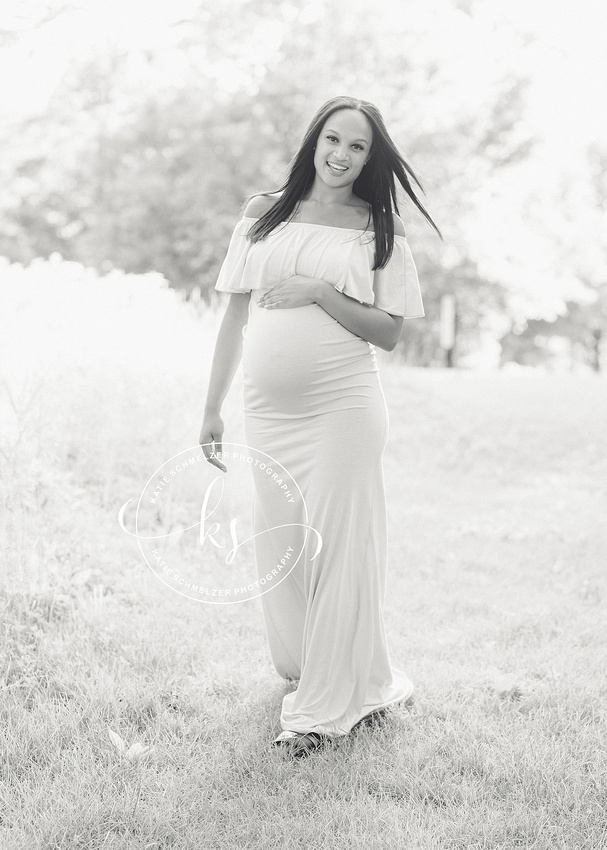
247, 96, 442, 270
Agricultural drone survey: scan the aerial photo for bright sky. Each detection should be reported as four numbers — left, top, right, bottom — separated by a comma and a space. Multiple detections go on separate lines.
486, 0, 607, 148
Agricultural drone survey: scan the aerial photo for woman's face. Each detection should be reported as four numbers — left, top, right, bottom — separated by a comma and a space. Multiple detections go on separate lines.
313, 109, 373, 188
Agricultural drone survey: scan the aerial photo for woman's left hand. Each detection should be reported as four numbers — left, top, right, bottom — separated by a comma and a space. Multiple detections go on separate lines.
258, 275, 326, 309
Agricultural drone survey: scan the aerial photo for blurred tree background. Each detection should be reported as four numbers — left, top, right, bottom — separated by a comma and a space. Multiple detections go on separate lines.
0, 0, 605, 369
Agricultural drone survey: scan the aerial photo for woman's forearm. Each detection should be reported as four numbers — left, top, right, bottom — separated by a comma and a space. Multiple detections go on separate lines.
313, 282, 404, 351
203, 292, 250, 414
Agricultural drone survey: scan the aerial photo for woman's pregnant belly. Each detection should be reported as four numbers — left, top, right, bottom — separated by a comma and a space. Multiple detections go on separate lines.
242, 298, 380, 418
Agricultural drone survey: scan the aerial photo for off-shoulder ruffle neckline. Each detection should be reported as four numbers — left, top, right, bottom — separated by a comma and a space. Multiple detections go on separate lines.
240, 215, 407, 240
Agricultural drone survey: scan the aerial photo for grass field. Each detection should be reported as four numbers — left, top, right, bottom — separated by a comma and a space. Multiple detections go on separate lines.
1, 263, 606, 849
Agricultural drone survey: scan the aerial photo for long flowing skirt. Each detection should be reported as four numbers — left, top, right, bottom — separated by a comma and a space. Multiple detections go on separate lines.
242, 298, 413, 736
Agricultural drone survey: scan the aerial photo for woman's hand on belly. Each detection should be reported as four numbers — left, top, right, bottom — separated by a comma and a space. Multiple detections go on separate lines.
258, 275, 330, 309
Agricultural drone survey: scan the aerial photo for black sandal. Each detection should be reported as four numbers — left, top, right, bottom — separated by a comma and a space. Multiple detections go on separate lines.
271, 731, 328, 758
290, 732, 327, 758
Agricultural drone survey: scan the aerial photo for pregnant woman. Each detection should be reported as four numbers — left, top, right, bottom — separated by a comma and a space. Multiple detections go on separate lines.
199, 96, 441, 758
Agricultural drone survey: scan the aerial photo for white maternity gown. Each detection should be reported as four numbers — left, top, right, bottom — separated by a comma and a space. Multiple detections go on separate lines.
214, 215, 424, 738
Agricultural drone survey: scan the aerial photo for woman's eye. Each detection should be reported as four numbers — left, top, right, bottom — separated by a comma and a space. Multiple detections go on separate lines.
327, 135, 338, 142
353, 144, 363, 151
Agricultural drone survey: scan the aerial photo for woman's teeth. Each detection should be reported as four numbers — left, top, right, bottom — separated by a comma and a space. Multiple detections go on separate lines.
327, 161, 348, 174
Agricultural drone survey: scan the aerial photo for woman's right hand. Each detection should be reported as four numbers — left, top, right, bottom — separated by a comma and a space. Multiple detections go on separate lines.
199, 412, 227, 473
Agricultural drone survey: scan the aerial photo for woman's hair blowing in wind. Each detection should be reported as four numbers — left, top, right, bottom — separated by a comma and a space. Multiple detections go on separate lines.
246, 96, 442, 270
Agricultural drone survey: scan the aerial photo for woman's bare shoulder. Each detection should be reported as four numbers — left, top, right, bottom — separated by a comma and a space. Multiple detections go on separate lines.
243, 192, 282, 218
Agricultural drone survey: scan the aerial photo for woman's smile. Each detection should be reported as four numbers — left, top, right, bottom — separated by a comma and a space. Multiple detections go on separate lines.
326, 160, 349, 175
